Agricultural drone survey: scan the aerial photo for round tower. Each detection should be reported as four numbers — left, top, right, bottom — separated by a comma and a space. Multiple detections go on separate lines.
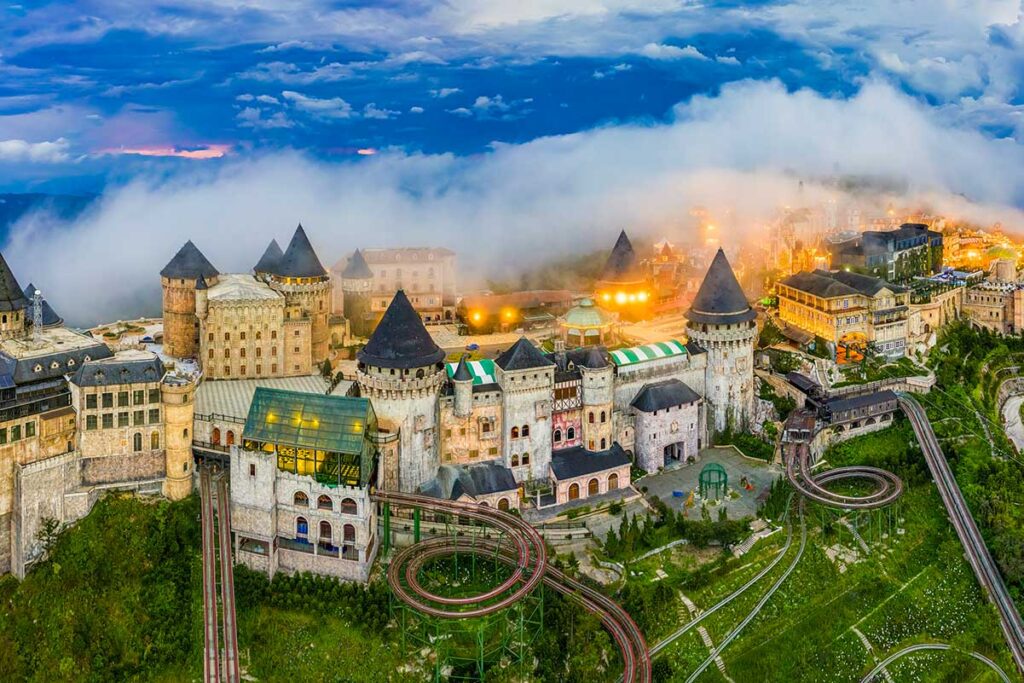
357, 290, 446, 493
266, 225, 332, 363
0, 253, 29, 340
195, 275, 209, 321
161, 373, 196, 500
160, 240, 219, 359
685, 248, 757, 435
452, 354, 473, 417
579, 347, 614, 450
340, 249, 374, 338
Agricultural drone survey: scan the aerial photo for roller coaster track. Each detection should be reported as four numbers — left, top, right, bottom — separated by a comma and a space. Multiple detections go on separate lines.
200, 467, 240, 683
373, 490, 651, 683
785, 435, 903, 510
899, 395, 1024, 676
858, 642, 1012, 683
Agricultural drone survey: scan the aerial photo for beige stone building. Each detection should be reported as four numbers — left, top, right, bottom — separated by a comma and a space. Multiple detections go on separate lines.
160, 240, 219, 359
907, 286, 962, 354
332, 247, 456, 324
962, 282, 1024, 335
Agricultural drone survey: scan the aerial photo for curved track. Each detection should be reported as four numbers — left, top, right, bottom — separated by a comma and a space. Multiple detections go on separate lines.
373, 490, 651, 683
900, 395, 1024, 675
858, 642, 1012, 683
785, 439, 903, 510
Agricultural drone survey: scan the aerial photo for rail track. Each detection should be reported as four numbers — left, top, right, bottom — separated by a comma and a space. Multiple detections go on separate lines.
785, 437, 903, 510
200, 467, 240, 683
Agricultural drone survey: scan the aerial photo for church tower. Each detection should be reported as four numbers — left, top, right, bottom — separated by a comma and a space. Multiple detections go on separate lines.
265, 225, 332, 364
356, 290, 446, 492
685, 248, 756, 434
160, 241, 219, 358
340, 249, 374, 338
0, 252, 30, 340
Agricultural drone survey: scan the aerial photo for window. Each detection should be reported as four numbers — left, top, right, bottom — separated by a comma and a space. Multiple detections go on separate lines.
223, 349, 230, 359
271, 346, 277, 355
293, 346, 299, 353
149, 408, 160, 424
102, 414, 113, 429
133, 390, 144, 404
294, 491, 309, 506
482, 421, 491, 433
600, 438, 607, 449
151, 432, 159, 449
10, 425, 20, 441
86, 394, 97, 409
117, 412, 128, 427
240, 348, 246, 358
319, 520, 332, 542
343, 524, 355, 543
133, 433, 142, 451
271, 330, 277, 340
208, 332, 214, 341
498, 498, 510, 511
522, 424, 530, 437
85, 416, 96, 431
341, 498, 357, 515
511, 453, 519, 466
511, 426, 519, 439
588, 411, 595, 424
608, 473, 619, 490
149, 388, 160, 403
241, 365, 247, 375
296, 517, 308, 538
318, 495, 333, 511
223, 366, 230, 375
522, 453, 530, 465
588, 478, 599, 496
256, 347, 262, 358
554, 429, 562, 443
294, 330, 300, 337
469, 449, 479, 459
134, 410, 145, 426
600, 410, 606, 423
249, 463, 256, 476
25, 421, 35, 438
240, 331, 246, 341
224, 332, 230, 341
567, 427, 575, 440
102, 392, 113, 408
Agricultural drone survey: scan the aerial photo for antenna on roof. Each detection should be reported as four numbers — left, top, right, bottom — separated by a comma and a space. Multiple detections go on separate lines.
32, 289, 42, 342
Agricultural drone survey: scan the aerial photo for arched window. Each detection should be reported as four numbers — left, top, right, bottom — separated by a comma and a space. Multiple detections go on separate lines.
226, 430, 235, 446
211, 427, 221, 445
341, 498, 357, 515
521, 452, 530, 465
183, 428, 189, 439
511, 426, 519, 439
600, 438, 607, 449
317, 495, 333, 511
567, 427, 575, 440
296, 516, 308, 538
151, 431, 159, 449
294, 491, 309, 507
600, 410, 606, 423
498, 498, 510, 511
133, 432, 142, 451
479, 501, 490, 507
343, 524, 356, 543
416, 368, 425, 379
554, 429, 562, 443
588, 478, 599, 497
522, 424, 530, 437
511, 453, 519, 466
568, 483, 580, 500
588, 412, 595, 424
608, 472, 619, 490
319, 521, 332, 542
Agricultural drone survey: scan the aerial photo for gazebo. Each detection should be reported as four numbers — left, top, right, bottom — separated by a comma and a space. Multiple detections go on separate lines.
699, 462, 728, 500
558, 298, 616, 348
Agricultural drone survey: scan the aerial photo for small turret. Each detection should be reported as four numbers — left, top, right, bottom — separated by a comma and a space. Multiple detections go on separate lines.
452, 354, 473, 417
195, 275, 209, 320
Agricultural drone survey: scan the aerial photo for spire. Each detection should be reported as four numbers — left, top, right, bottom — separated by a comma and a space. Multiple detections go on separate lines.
0, 253, 29, 312
23, 283, 62, 328
160, 240, 219, 280
582, 346, 608, 369
685, 248, 756, 325
254, 238, 283, 275
275, 224, 327, 278
452, 354, 473, 382
601, 230, 640, 281
341, 249, 373, 279
357, 290, 445, 369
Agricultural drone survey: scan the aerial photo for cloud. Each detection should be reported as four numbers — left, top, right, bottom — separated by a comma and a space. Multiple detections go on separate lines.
363, 103, 400, 120
593, 63, 632, 78
715, 55, 740, 66
473, 95, 510, 112
447, 106, 472, 117
9, 79, 1024, 326
0, 138, 70, 163
639, 43, 708, 61
236, 107, 293, 129
238, 61, 355, 84
281, 91, 354, 119
409, 105, 425, 114
431, 87, 462, 98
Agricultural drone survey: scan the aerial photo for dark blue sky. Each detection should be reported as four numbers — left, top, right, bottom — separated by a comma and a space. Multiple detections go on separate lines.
1, 0, 1020, 194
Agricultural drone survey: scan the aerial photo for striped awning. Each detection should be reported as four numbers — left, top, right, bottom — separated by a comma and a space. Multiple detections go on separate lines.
445, 359, 497, 385
610, 340, 687, 367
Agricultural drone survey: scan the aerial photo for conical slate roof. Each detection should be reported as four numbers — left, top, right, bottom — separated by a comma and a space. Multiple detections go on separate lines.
195, 274, 208, 291
452, 354, 473, 382
685, 248, 756, 325
254, 239, 283, 274
601, 230, 641, 281
358, 290, 445, 369
0, 253, 29, 313
160, 240, 219, 280
342, 249, 374, 279
23, 283, 62, 327
275, 224, 327, 278
582, 346, 608, 369
495, 337, 555, 372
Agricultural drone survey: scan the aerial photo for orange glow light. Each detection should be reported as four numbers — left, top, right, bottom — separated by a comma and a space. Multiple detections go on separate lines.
602, 292, 611, 302
614, 292, 627, 305
637, 291, 648, 302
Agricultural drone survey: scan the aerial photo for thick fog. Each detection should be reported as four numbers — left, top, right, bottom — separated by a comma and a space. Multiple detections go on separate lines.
7, 79, 1024, 326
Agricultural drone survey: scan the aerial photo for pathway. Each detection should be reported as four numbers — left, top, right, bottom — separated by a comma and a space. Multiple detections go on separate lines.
1002, 395, 1024, 451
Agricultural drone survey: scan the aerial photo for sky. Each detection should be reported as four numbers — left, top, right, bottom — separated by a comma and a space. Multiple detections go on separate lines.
1, 1, 1024, 323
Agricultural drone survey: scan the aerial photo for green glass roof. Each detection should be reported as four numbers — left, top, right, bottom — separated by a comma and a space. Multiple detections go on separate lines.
243, 387, 375, 454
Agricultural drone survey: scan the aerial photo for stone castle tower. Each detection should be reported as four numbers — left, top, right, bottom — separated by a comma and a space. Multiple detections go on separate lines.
340, 249, 374, 338
264, 225, 332, 363
685, 248, 757, 434
0, 253, 30, 340
494, 338, 555, 483
356, 290, 446, 492
161, 373, 196, 500
160, 241, 219, 358
579, 347, 614, 450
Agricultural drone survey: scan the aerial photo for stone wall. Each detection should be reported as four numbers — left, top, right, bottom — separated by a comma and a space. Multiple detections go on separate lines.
200, 297, 286, 379
438, 391, 502, 466
633, 400, 702, 473
80, 451, 166, 486
162, 276, 200, 358
497, 366, 554, 483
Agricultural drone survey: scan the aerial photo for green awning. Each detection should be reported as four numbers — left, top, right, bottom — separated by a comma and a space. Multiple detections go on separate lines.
610, 340, 687, 367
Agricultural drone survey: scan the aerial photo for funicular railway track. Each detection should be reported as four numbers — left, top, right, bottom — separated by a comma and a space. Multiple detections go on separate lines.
373, 490, 651, 683
785, 437, 903, 509
200, 467, 240, 683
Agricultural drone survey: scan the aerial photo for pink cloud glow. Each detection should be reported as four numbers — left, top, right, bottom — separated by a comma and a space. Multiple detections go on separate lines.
98, 144, 231, 159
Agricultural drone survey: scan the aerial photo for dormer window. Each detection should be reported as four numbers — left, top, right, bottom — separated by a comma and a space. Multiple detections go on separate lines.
33, 364, 42, 373
67, 358, 75, 366
50, 361, 59, 370
84, 355, 91, 362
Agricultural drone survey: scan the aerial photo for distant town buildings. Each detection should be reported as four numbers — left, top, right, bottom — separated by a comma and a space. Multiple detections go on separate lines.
828, 223, 943, 281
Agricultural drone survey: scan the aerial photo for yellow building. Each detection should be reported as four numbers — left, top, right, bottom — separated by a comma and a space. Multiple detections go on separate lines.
777, 269, 910, 360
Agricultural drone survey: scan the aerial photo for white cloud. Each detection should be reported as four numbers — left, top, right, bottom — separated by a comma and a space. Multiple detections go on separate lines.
431, 87, 462, 98
447, 106, 472, 116
363, 103, 399, 120
281, 90, 353, 119
409, 105, 425, 114
639, 43, 708, 60
235, 107, 293, 129
715, 55, 740, 66
238, 61, 355, 84
473, 95, 510, 112
10, 79, 1024, 326
0, 138, 70, 163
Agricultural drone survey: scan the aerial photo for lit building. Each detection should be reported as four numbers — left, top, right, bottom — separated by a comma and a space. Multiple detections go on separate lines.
459, 290, 574, 333
595, 231, 651, 322
558, 298, 616, 348
828, 223, 943, 281
962, 282, 1024, 335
